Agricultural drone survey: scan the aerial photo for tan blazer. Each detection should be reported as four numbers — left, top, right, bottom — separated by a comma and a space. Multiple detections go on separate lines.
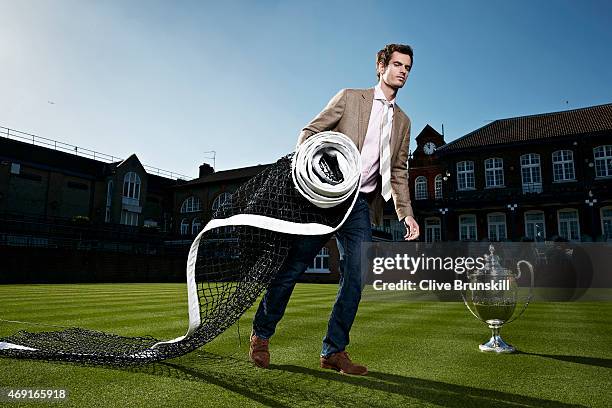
298, 87, 414, 226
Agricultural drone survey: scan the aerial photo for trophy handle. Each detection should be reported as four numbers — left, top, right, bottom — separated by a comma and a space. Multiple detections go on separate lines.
506, 260, 534, 324
460, 279, 482, 322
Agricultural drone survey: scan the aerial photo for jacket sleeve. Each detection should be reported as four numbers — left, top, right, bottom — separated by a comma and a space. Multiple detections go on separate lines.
391, 118, 415, 220
297, 89, 347, 146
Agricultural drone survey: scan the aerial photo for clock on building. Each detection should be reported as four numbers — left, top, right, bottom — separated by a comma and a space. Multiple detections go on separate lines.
424, 142, 437, 155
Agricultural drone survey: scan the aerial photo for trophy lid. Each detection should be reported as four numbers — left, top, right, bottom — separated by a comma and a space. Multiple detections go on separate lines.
480, 244, 511, 276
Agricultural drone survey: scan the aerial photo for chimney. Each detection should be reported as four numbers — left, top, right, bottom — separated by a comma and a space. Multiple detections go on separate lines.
199, 163, 214, 178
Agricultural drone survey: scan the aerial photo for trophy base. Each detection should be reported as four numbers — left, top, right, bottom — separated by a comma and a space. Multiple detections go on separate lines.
479, 334, 515, 353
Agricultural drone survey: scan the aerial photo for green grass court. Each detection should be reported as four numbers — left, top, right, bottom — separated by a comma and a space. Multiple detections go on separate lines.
0, 283, 610, 407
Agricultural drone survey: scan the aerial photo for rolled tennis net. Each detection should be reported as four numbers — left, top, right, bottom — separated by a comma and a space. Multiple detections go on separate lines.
0, 131, 361, 365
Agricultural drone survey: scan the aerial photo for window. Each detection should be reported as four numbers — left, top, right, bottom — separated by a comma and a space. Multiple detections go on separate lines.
434, 174, 443, 200
180, 196, 202, 213
485, 158, 504, 187
487, 213, 507, 241
390, 219, 406, 242
144, 219, 158, 228
425, 217, 441, 243
306, 247, 330, 273
457, 161, 475, 190
120, 210, 138, 226
180, 218, 189, 235
383, 218, 391, 233
601, 207, 612, 239
552, 150, 575, 182
379, 218, 408, 241
122, 172, 141, 200
106, 180, 114, 207
521, 153, 542, 193
415, 176, 428, 200
594, 145, 612, 178
212, 192, 233, 212
192, 218, 201, 235
524, 211, 546, 241
105, 180, 113, 223
557, 209, 580, 241
459, 214, 477, 241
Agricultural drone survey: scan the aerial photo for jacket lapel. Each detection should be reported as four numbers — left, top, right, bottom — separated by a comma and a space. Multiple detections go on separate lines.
358, 88, 374, 151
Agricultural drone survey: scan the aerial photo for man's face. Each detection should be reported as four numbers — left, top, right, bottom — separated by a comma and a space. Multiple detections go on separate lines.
378, 51, 412, 89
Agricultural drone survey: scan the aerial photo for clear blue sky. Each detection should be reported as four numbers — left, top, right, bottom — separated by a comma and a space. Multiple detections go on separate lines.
1, 0, 611, 178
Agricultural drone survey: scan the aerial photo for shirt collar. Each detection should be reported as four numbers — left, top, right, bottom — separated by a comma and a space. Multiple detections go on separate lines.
374, 83, 396, 107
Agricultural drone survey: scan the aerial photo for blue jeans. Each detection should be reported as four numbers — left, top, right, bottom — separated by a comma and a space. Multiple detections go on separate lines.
252, 194, 372, 357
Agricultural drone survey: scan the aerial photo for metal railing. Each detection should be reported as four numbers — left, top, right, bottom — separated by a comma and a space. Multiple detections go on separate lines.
0, 125, 192, 180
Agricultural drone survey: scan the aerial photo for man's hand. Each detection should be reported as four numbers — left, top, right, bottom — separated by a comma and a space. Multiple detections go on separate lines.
403, 216, 420, 241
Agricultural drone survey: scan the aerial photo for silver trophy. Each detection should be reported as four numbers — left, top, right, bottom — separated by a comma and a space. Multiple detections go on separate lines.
462, 244, 534, 353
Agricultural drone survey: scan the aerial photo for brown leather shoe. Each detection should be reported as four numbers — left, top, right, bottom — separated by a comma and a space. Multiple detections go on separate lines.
320, 351, 368, 375
249, 331, 270, 368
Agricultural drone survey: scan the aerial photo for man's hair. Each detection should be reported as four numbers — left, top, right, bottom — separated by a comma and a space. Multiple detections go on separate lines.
376, 44, 414, 79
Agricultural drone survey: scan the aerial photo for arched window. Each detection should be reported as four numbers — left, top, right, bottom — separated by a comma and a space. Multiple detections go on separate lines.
456, 161, 475, 190
180, 218, 189, 235
594, 145, 612, 178
487, 212, 507, 241
192, 218, 201, 235
212, 192, 233, 212
459, 214, 477, 241
434, 174, 443, 200
552, 150, 575, 181
425, 217, 441, 243
181, 196, 202, 213
122, 172, 141, 200
415, 176, 428, 200
557, 208, 580, 241
485, 158, 504, 187
306, 247, 330, 273
524, 210, 546, 240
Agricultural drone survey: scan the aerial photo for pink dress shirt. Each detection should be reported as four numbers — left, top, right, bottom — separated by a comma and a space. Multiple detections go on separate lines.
359, 84, 395, 194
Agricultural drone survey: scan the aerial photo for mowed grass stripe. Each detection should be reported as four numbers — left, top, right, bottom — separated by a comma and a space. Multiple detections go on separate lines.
0, 298, 187, 312
0, 283, 184, 291
0, 285, 185, 297
0, 290, 185, 301
2, 296, 185, 311
0, 307, 186, 326
1, 315, 189, 339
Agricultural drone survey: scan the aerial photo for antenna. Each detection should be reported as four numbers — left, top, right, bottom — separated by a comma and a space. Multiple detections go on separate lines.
203, 151, 216, 169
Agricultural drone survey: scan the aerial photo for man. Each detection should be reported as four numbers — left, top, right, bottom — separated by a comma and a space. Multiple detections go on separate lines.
250, 43, 419, 375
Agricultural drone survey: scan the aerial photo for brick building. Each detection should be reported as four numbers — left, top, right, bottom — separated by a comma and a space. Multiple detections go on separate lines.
408, 103, 612, 242
0, 130, 178, 229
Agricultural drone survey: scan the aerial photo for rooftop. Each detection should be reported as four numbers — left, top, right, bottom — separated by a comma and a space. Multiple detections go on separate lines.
438, 103, 612, 153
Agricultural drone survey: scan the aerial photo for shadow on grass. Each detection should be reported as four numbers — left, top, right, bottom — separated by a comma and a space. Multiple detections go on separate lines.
516, 351, 612, 369
120, 352, 587, 408
274, 364, 587, 408
124, 353, 388, 408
